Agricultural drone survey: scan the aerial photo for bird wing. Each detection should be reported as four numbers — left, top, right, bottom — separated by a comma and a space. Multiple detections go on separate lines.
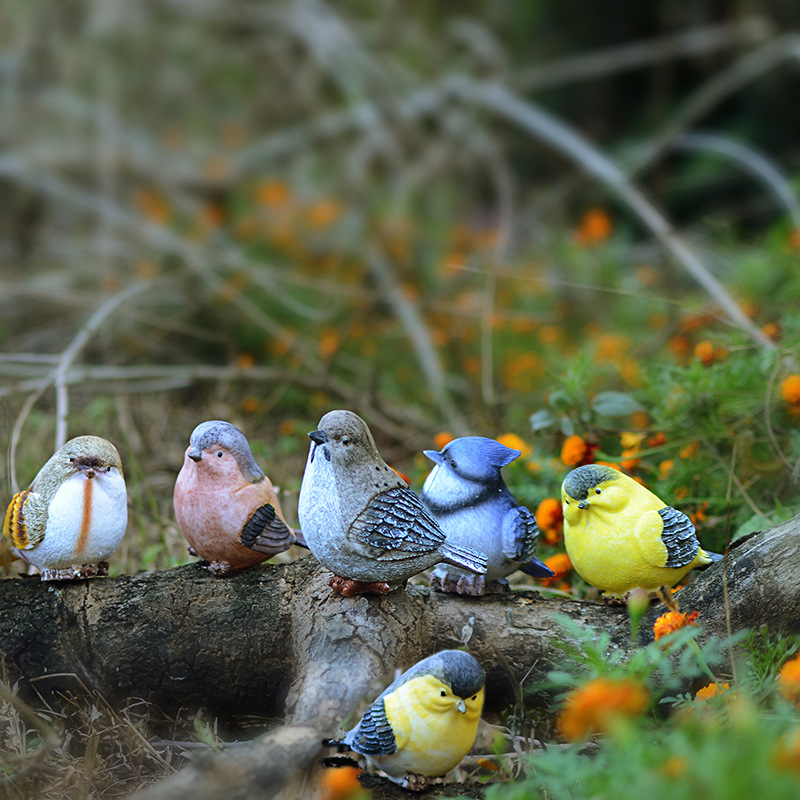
501, 505, 538, 562
239, 504, 296, 554
349, 486, 445, 559
345, 698, 397, 756
657, 506, 700, 568
2, 489, 45, 550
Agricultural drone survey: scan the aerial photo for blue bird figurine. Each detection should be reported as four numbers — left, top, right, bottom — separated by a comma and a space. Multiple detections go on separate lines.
420, 436, 553, 595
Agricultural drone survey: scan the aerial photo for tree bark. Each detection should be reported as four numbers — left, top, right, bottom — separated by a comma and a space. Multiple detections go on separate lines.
0, 516, 797, 800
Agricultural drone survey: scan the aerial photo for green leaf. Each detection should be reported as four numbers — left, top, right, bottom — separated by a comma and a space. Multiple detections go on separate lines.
529, 409, 556, 431
592, 391, 645, 417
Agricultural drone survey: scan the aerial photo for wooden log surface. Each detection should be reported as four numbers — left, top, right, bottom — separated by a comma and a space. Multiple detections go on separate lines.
0, 515, 797, 799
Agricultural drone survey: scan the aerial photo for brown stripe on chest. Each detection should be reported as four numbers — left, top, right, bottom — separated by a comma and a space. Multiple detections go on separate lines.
76, 477, 94, 554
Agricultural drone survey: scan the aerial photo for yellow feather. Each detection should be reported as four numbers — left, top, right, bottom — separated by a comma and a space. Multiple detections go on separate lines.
3, 490, 30, 550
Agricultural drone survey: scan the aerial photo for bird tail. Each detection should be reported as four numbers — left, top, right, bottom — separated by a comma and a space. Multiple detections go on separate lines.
440, 541, 488, 575
520, 556, 555, 578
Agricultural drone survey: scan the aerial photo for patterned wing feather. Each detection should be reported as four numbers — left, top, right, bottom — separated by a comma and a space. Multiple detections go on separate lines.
350, 487, 445, 558
659, 506, 700, 568
501, 505, 538, 562
240, 504, 295, 554
3, 490, 38, 550
346, 698, 397, 756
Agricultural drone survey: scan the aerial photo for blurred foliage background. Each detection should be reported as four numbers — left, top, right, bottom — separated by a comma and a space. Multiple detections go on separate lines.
2, 0, 800, 581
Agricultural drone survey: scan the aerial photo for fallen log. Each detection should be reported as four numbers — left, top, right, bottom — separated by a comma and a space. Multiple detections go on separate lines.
0, 515, 796, 800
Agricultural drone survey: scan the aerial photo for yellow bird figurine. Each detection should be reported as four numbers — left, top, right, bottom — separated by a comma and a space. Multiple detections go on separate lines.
336, 649, 484, 791
562, 464, 721, 600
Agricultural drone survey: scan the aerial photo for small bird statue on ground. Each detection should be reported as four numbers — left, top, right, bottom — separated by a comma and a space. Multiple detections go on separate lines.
2, 436, 128, 580
298, 410, 488, 596
562, 463, 722, 601
173, 420, 298, 576
331, 649, 485, 791
420, 436, 553, 595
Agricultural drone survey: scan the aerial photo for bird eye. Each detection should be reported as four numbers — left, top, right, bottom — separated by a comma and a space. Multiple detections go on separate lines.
69, 456, 75, 462
216, 451, 224, 458
595, 488, 601, 494
341, 436, 350, 445
440, 690, 446, 697
565, 499, 570, 505
472, 695, 477, 701
450, 459, 457, 469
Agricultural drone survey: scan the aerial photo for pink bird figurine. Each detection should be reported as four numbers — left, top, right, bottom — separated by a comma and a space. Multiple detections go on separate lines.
173, 420, 298, 576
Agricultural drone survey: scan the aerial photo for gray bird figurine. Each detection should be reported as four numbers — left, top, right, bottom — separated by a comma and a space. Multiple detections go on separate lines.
298, 410, 488, 596
420, 436, 553, 595
173, 420, 298, 576
2, 435, 128, 580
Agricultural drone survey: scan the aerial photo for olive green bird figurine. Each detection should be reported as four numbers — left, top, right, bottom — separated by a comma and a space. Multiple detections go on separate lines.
2, 436, 128, 580
333, 649, 485, 791
562, 464, 722, 600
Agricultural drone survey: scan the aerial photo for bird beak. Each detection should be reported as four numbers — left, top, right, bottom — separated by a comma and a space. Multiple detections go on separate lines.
308, 430, 327, 445
188, 446, 202, 462
422, 449, 443, 465
456, 698, 467, 714
578, 499, 588, 509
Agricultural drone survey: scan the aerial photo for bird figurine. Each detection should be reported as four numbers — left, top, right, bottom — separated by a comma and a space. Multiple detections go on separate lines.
420, 436, 554, 595
173, 420, 298, 576
297, 409, 488, 596
562, 463, 722, 600
333, 649, 485, 791
2, 435, 128, 580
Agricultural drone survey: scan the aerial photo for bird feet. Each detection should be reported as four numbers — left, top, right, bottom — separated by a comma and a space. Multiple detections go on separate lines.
206, 560, 238, 577
39, 562, 109, 581
399, 773, 431, 792
430, 571, 509, 596
328, 575, 391, 596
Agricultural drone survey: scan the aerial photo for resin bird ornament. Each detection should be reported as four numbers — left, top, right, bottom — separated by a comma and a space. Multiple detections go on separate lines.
173, 420, 297, 576
2, 435, 128, 580
335, 649, 484, 791
298, 410, 488, 596
420, 436, 553, 595
562, 463, 722, 600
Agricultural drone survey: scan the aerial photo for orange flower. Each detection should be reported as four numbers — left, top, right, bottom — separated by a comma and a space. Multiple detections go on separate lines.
762, 322, 781, 340
255, 180, 291, 207
542, 553, 572, 586
694, 340, 727, 366
432, 431, 454, 451
497, 433, 532, 459
573, 208, 613, 246
679, 441, 700, 460
536, 498, 563, 543
661, 756, 688, 779
778, 654, 800, 702
561, 435, 592, 467
653, 610, 699, 641
557, 678, 649, 741
320, 766, 364, 800
772, 727, 800, 776
781, 376, 800, 418
319, 328, 339, 359
658, 459, 674, 479
133, 187, 171, 224
694, 682, 730, 701
305, 198, 342, 229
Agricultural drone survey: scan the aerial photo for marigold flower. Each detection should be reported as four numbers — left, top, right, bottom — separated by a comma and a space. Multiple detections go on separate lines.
573, 208, 613, 247
772, 728, 800, 776
660, 756, 688, 779
561, 435, 591, 467
780, 375, 800, 411
653, 610, 699, 641
694, 340, 716, 365
557, 678, 649, 741
255, 179, 291, 207
762, 322, 781, 340
319, 328, 339, 359
320, 766, 364, 800
778, 654, 800, 702
536, 498, 563, 542
432, 431, 454, 451
497, 433, 533, 459
541, 553, 572, 587
694, 682, 730, 701
679, 441, 700, 460
658, 459, 675, 479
